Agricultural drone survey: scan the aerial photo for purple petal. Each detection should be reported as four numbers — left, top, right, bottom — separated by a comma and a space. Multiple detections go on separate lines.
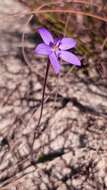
59, 50, 81, 66
49, 53, 60, 74
37, 28, 54, 45
34, 43, 51, 55
54, 38, 61, 46
59, 38, 76, 50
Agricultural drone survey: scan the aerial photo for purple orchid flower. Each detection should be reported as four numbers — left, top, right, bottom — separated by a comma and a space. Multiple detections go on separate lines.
34, 27, 81, 74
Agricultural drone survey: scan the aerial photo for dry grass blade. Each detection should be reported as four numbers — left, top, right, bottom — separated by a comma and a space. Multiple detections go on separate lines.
36, 0, 100, 11
31, 9, 107, 23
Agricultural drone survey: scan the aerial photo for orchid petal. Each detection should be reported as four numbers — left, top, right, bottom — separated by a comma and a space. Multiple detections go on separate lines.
34, 43, 51, 55
59, 50, 81, 66
49, 52, 60, 74
59, 38, 76, 50
54, 38, 61, 46
37, 28, 54, 45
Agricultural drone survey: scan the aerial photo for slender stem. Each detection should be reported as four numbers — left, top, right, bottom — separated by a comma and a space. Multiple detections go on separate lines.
31, 60, 50, 161
37, 60, 50, 129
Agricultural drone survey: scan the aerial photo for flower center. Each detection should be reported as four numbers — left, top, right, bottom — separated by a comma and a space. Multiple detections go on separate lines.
51, 44, 59, 52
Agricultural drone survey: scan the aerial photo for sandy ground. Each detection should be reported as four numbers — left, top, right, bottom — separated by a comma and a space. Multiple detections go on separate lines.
0, 0, 107, 189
